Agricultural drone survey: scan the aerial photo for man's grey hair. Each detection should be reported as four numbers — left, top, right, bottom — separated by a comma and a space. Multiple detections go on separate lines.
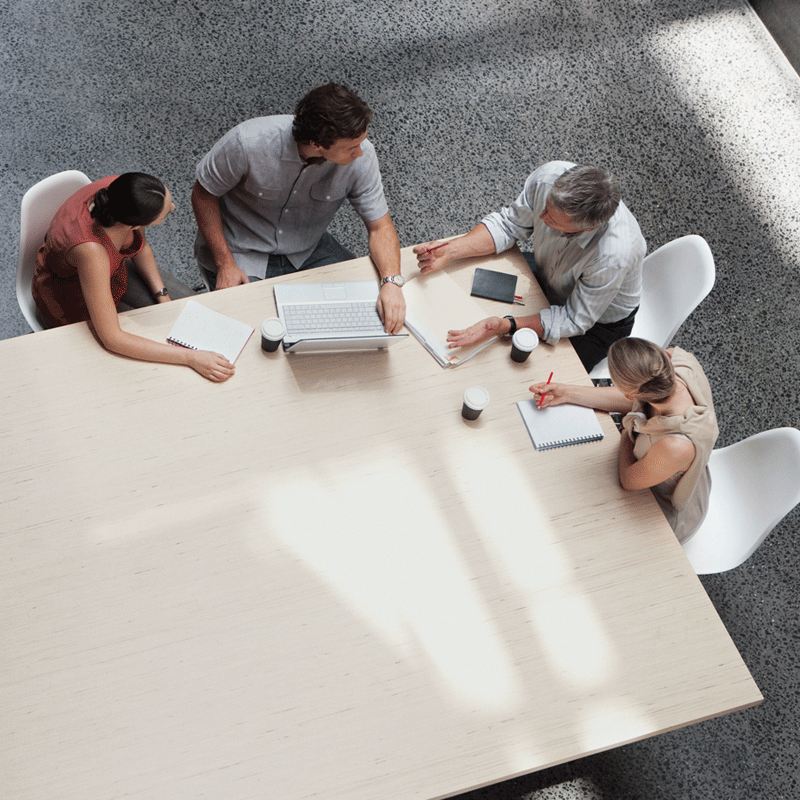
548, 165, 621, 228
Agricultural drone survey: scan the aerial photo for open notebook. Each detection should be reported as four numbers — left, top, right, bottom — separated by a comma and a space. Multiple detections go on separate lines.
403, 270, 497, 367
166, 300, 254, 364
517, 399, 604, 451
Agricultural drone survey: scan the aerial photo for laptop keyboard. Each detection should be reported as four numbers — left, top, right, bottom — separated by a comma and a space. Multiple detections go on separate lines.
283, 301, 384, 335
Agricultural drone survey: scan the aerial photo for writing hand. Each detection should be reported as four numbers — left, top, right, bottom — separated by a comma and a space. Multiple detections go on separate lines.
412, 241, 450, 274
529, 381, 569, 408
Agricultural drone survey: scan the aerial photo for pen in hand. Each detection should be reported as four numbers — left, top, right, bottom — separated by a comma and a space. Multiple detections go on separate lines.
425, 241, 448, 254
538, 372, 553, 408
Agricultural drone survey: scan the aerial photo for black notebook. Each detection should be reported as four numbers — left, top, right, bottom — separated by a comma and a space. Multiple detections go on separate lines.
470, 268, 518, 304
517, 399, 604, 451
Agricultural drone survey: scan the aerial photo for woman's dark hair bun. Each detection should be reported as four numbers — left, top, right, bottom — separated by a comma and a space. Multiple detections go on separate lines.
90, 172, 166, 227
90, 188, 116, 226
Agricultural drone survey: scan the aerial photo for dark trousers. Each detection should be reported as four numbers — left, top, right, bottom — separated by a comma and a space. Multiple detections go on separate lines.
199, 233, 356, 290
571, 307, 638, 371
117, 263, 196, 312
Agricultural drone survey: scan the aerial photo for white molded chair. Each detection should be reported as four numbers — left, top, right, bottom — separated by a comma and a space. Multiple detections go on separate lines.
16, 170, 92, 332
682, 428, 800, 575
589, 234, 716, 380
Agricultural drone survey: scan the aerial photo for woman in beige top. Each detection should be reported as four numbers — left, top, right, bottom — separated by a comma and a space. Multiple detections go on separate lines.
533, 337, 718, 543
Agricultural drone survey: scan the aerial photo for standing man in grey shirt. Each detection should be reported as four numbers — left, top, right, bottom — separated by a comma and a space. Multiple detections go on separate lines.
413, 162, 646, 370
192, 83, 405, 333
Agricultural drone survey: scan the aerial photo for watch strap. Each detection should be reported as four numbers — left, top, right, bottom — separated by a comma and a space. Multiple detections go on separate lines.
504, 315, 517, 336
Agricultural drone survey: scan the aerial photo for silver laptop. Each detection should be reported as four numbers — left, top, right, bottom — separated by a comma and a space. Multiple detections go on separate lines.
274, 280, 408, 353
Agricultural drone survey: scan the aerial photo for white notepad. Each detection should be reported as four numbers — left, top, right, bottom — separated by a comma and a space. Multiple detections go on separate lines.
402, 270, 496, 367
517, 399, 604, 451
166, 300, 254, 364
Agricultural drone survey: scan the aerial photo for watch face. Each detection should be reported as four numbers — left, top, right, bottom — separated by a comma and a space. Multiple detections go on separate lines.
384, 275, 405, 287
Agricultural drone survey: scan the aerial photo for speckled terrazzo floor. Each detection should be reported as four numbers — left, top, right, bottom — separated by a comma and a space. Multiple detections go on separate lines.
1, 1, 798, 798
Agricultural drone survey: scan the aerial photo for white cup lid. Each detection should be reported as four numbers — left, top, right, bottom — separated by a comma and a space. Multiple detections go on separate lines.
512, 328, 539, 350
463, 385, 490, 410
261, 318, 285, 339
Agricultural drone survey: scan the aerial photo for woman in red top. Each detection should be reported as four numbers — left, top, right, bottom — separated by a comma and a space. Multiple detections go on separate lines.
33, 173, 234, 382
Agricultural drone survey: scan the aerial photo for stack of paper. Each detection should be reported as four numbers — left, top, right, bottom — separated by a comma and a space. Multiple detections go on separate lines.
403, 270, 496, 367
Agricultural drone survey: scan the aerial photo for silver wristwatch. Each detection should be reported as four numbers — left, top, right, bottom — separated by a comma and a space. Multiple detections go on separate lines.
380, 275, 405, 288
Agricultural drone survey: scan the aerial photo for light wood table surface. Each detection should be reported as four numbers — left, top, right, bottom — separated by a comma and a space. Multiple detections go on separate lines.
1, 245, 761, 800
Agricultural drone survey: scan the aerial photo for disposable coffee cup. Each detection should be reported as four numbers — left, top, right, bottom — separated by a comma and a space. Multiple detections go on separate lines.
261, 318, 285, 352
510, 328, 538, 363
462, 386, 490, 421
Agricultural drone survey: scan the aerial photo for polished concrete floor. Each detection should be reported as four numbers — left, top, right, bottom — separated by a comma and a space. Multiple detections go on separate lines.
749, 0, 800, 73
1, 1, 799, 798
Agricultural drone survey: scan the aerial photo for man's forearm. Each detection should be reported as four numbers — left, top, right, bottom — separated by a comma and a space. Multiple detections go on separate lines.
444, 223, 497, 263
367, 215, 401, 279
514, 313, 545, 339
191, 182, 237, 271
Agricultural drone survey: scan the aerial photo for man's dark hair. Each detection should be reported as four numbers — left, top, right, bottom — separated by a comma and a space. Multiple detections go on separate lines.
548, 165, 621, 229
292, 83, 372, 149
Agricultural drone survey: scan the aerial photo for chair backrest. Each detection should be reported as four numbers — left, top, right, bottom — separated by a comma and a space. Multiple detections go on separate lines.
588, 234, 716, 380
682, 427, 800, 574
16, 170, 92, 331
630, 234, 716, 346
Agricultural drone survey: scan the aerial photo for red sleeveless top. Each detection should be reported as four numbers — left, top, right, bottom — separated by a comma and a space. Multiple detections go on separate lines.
32, 176, 144, 327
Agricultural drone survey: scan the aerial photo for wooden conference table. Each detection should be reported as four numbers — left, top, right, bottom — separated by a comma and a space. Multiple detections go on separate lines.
2, 245, 760, 800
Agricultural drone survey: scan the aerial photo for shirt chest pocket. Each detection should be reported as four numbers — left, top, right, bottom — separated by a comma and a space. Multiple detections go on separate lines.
310, 183, 347, 204
242, 179, 284, 203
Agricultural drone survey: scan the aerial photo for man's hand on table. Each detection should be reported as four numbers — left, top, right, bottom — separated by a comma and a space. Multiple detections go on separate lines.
446, 316, 511, 349
377, 283, 406, 334
214, 263, 250, 290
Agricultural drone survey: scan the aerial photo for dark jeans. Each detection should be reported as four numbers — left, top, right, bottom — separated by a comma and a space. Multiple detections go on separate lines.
198, 233, 356, 290
117, 263, 196, 312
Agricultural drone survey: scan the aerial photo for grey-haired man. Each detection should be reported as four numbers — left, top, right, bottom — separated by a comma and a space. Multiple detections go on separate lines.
414, 161, 646, 370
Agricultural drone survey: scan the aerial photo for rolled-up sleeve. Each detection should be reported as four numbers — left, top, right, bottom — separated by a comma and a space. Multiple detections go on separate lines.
480, 163, 568, 252
481, 181, 539, 253
539, 254, 629, 345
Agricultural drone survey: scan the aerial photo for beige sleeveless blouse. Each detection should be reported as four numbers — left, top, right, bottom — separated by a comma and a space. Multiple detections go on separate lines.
621, 348, 719, 543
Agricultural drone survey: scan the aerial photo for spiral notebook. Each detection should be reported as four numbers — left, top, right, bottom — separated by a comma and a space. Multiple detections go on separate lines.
166, 300, 254, 364
517, 399, 604, 451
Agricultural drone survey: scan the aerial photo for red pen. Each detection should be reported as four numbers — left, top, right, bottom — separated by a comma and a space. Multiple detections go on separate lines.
425, 241, 448, 254
538, 372, 553, 408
